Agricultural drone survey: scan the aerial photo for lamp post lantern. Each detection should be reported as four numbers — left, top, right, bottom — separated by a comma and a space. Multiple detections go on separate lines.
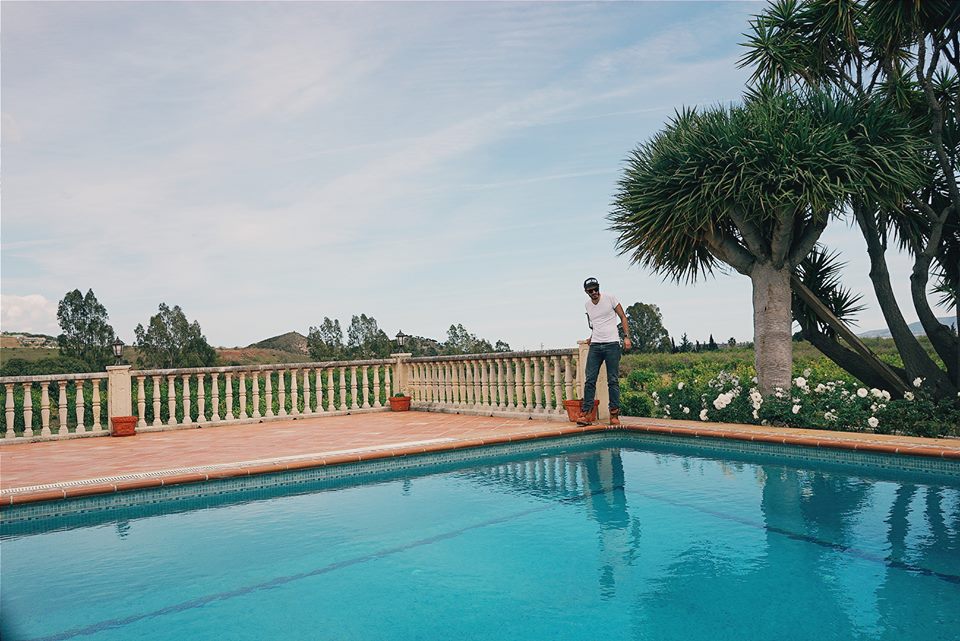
395, 330, 408, 348
112, 337, 124, 365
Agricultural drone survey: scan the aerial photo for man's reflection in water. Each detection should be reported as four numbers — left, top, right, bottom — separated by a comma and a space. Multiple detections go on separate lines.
576, 448, 639, 599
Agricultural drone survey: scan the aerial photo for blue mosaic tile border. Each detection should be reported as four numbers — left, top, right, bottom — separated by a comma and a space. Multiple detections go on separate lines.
3, 431, 957, 527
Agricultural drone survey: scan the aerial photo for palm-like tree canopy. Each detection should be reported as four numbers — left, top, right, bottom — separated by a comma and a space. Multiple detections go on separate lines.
609, 89, 926, 279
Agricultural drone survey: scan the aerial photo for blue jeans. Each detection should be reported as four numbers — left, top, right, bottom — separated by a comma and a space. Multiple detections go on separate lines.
582, 341, 621, 414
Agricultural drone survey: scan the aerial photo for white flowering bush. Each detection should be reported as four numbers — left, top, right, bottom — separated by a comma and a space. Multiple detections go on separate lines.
622, 366, 959, 437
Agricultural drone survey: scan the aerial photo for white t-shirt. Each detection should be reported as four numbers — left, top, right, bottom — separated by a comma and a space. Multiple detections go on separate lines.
585, 293, 621, 343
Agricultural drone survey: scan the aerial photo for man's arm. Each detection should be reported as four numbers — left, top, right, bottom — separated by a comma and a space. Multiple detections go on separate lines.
614, 304, 632, 351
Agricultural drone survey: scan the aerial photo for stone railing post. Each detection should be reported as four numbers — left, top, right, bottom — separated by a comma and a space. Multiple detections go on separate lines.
576, 340, 608, 421
391, 353, 412, 397
107, 365, 133, 422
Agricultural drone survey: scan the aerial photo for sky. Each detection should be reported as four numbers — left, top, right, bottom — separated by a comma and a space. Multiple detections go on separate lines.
0, 1, 944, 351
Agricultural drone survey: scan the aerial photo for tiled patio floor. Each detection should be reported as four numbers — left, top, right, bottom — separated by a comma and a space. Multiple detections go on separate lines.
1, 411, 958, 505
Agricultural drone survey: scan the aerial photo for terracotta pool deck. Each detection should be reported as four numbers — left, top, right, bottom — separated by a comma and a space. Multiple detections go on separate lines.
2, 411, 958, 506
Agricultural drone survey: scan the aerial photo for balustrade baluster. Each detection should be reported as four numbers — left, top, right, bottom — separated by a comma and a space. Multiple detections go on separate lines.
327, 368, 336, 412
196, 374, 207, 424
91, 379, 103, 432
443, 363, 452, 406
524, 358, 533, 411
495, 359, 504, 409
542, 357, 552, 413
22, 383, 33, 437
471, 361, 481, 409
339, 368, 348, 411
211, 374, 221, 421
385, 364, 393, 400
4, 384, 14, 439
372, 366, 381, 408
278, 369, 288, 417
302, 370, 311, 414
464, 361, 473, 408
533, 358, 543, 413
361, 366, 370, 409
315, 367, 324, 414
73, 380, 85, 433
289, 369, 299, 416
505, 360, 515, 410
181, 374, 191, 425
553, 356, 564, 415
239, 372, 248, 419
167, 375, 176, 425
252, 373, 262, 419
514, 359, 524, 410
40, 382, 52, 436
348, 367, 358, 410
563, 355, 574, 407
152, 376, 162, 426
460, 362, 469, 408
265, 371, 274, 417
447, 363, 455, 406
226, 373, 235, 420
58, 382, 68, 433
479, 360, 489, 408
451, 362, 460, 407
137, 377, 147, 428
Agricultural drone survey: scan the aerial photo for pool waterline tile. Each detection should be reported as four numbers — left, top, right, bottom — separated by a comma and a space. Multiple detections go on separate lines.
1, 412, 958, 507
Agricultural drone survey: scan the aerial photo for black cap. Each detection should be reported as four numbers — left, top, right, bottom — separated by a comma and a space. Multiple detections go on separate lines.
583, 277, 599, 290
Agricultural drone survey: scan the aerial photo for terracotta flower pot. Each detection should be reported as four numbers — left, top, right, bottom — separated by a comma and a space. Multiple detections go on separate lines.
110, 416, 137, 437
563, 399, 599, 423
389, 396, 411, 411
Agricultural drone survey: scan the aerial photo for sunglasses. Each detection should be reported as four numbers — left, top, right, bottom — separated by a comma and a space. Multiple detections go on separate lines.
585, 288, 599, 295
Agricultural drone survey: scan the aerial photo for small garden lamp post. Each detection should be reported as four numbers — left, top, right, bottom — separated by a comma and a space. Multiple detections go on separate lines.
395, 330, 407, 349
112, 337, 125, 365
390, 331, 412, 410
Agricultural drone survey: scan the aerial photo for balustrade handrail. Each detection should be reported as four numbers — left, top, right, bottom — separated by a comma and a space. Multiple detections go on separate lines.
407, 348, 575, 363
130, 357, 396, 377
0, 372, 107, 384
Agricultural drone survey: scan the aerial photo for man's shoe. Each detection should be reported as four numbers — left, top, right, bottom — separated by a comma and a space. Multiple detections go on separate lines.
609, 409, 621, 426
575, 412, 593, 426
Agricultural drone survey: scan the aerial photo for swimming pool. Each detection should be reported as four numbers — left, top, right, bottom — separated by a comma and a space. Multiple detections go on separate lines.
2, 433, 958, 641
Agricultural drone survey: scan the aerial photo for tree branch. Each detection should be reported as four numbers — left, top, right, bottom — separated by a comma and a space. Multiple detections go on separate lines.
704, 227, 755, 276
770, 207, 795, 268
787, 213, 828, 267
727, 208, 770, 261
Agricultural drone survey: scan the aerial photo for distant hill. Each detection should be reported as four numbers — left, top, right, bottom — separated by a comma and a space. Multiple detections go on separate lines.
858, 316, 956, 338
247, 331, 308, 354
0, 332, 58, 348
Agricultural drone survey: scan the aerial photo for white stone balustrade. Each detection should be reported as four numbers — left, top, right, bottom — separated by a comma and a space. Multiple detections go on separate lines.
0, 348, 579, 444
406, 349, 578, 420
0, 374, 106, 441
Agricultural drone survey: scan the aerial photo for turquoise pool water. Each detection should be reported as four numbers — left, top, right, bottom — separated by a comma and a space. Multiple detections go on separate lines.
2, 435, 959, 641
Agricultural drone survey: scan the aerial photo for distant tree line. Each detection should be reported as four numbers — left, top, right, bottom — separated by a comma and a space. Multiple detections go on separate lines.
307, 316, 511, 361
0, 289, 217, 376
620, 300, 735, 354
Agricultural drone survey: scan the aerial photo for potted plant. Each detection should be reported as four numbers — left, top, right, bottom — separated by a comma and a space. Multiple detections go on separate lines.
563, 399, 599, 423
389, 392, 411, 411
110, 416, 137, 437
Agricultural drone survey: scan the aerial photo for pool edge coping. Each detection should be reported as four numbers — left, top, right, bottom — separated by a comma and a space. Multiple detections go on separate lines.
3, 420, 958, 506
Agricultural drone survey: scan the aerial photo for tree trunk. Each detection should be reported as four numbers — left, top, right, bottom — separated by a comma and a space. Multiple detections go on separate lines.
752, 262, 793, 395
800, 326, 907, 396
855, 208, 955, 397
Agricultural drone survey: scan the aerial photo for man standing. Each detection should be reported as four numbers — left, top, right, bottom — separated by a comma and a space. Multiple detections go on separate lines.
578, 277, 631, 426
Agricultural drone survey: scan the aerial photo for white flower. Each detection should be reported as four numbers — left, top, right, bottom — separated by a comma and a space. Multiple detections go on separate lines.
803, 368, 812, 377
904, 391, 915, 401
871, 388, 883, 398
815, 384, 826, 393
794, 377, 807, 389
792, 404, 801, 414
870, 404, 877, 413
677, 382, 685, 390
867, 416, 879, 428
699, 409, 708, 421
913, 377, 923, 388
752, 376, 758, 383
857, 388, 868, 398
881, 390, 891, 401
682, 406, 689, 414
752, 409, 759, 419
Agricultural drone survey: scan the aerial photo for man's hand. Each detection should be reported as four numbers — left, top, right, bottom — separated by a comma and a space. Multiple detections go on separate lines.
623, 337, 632, 352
